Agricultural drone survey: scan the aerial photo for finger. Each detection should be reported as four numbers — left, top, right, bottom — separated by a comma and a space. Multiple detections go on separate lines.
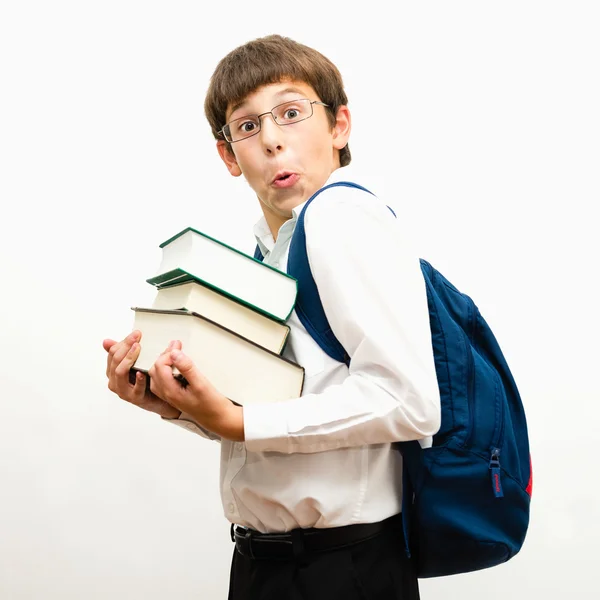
130, 371, 149, 403
150, 349, 183, 395
148, 371, 162, 399
152, 348, 171, 369
148, 367, 180, 410
107, 331, 141, 377
107, 341, 128, 378
114, 342, 142, 381
106, 341, 124, 378
159, 339, 178, 356
149, 352, 172, 393
103, 339, 118, 353
170, 350, 205, 390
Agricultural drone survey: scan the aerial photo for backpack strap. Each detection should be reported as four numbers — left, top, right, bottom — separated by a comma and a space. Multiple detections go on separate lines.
255, 180, 395, 364
289, 181, 378, 365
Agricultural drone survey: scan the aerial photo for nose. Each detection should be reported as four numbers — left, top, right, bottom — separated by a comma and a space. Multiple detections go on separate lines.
259, 114, 284, 154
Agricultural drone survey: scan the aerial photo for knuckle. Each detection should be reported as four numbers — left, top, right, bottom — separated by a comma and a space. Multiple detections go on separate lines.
149, 377, 160, 393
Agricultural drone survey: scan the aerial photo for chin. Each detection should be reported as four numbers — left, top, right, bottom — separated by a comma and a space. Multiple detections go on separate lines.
279, 197, 305, 214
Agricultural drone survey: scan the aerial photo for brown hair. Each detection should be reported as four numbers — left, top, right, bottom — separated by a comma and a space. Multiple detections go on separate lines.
204, 34, 351, 167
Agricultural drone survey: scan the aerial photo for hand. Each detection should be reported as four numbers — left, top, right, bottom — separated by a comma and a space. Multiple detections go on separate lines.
103, 331, 182, 419
148, 343, 244, 441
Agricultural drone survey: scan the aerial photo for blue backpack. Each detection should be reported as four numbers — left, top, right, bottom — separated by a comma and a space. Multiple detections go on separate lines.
254, 181, 532, 578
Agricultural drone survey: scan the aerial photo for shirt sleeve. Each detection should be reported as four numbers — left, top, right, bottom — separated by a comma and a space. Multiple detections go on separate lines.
162, 411, 221, 442
243, 188, 441, 454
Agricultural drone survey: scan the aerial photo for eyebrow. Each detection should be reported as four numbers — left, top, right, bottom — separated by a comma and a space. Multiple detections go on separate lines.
229, 86, 308, 119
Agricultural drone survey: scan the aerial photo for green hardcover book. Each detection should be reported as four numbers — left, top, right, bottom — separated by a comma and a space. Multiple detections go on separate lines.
150, 280, 291, 354
146, 227, 298, 322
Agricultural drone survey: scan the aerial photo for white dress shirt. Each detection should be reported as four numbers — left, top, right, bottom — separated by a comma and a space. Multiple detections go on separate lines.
166, 166, 441, 533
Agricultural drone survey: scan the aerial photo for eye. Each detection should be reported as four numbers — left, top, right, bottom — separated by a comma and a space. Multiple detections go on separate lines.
238, 120, 257, 133
283, 108, 300, 120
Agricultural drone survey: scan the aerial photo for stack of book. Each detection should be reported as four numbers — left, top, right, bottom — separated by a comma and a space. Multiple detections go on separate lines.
131, 227, 305, 406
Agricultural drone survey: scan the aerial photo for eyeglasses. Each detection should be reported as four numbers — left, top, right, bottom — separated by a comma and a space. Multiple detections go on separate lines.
220, 99, 330, 143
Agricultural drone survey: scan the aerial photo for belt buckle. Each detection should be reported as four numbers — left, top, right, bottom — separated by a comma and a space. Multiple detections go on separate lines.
234, 526, 255, 559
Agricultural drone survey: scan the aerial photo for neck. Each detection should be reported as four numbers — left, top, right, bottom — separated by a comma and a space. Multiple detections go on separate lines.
264, 211, 289, 242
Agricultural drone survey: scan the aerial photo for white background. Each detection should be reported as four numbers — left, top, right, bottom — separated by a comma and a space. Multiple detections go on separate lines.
1, 1, 598, 598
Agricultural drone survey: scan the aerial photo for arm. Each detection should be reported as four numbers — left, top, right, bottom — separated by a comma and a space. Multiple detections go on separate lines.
243, 189, 441, 454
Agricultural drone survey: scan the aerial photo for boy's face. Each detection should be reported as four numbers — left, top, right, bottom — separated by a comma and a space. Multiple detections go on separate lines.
217, 80, 350, 232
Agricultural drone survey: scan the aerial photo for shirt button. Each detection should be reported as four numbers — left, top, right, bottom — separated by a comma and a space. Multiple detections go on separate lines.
235, 442, 244, 451
228, 503, 236, 514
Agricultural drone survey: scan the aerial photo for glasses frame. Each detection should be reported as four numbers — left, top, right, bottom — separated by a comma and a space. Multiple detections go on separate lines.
219, 99, 330, 143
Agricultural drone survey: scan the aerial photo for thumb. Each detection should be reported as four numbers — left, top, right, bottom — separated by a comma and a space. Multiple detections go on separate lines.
170, 350, 205, 389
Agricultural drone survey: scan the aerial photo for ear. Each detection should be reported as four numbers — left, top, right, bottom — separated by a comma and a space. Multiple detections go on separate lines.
217, 140, 242, 177
332, 105, 351, 151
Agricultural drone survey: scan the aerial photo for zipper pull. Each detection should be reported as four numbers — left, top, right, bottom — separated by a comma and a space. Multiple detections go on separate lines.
489, 448, 504, 498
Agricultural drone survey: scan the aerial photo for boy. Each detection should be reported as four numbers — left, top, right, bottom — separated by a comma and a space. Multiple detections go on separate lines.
104, 34, 441, 599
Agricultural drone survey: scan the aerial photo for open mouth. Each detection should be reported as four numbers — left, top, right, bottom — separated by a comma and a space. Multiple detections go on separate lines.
273, 171, 295, 183
271, 172, 299, 188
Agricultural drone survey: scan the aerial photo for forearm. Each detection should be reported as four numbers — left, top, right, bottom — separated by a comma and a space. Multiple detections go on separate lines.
243, 358, 440, 454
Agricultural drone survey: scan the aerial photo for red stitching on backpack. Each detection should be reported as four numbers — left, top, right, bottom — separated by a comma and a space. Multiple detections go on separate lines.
525, 455, 533, 496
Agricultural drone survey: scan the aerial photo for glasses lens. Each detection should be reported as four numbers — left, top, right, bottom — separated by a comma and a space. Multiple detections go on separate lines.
225, 115, 261, 142
273, 99, 312, 125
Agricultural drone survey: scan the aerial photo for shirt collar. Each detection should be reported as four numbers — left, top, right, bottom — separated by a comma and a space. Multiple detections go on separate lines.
253, 216, 275, 257
252, 165, 360, 255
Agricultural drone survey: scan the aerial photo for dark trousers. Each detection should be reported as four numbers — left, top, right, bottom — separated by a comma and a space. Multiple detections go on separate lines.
227, 519, 420, 600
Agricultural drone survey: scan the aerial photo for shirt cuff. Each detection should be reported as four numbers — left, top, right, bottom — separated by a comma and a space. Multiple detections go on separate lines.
161, 411, 221, 441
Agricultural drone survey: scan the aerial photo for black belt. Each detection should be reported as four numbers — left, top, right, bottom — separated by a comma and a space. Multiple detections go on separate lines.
231, 513, 402, 560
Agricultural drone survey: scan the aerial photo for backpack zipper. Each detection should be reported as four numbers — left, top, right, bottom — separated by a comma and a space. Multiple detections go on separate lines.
465, 300, 506, 498
488, 371, 506, 498
489, 447, 504, 498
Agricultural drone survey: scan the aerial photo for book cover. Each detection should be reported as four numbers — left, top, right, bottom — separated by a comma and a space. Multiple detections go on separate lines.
146, 227, 298, 322
131, 307, 305, 406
